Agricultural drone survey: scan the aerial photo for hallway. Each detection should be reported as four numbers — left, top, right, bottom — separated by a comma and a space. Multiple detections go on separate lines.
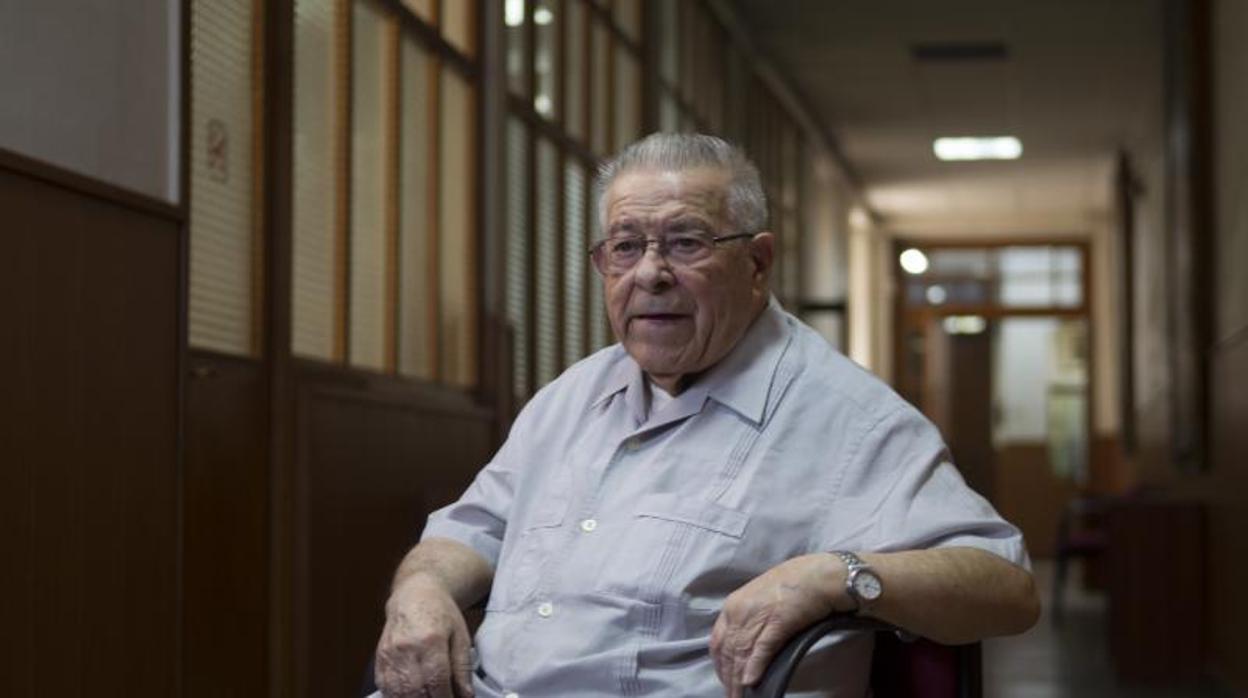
3, 0, 1247, 695
985, 561, 1229, 698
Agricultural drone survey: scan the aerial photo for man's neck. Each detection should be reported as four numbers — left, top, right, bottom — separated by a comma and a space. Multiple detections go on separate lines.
647, 372, 688, 396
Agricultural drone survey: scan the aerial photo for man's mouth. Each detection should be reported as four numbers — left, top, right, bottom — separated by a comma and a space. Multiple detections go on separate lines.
632, 313, 688, 322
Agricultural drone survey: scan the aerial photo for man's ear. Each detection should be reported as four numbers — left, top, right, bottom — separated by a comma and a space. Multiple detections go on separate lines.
748, 232, 776, 281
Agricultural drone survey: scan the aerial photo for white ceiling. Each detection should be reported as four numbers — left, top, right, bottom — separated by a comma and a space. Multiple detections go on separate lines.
734, 0, 1164, 238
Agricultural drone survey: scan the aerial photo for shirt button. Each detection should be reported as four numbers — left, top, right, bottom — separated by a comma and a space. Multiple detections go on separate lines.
625, 437, 641, 451
580, 518, 598, 532
537, 601, 554, 618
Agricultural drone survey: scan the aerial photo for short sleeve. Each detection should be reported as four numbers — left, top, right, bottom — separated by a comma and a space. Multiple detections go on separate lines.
419, 421, 526, 569
819, 405, 1030, 569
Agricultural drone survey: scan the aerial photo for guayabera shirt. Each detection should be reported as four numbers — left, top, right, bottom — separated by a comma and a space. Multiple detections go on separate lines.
421, 298, 1028, 698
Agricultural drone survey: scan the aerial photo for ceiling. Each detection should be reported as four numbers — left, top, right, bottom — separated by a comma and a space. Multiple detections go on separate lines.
734, 0, 1164, 238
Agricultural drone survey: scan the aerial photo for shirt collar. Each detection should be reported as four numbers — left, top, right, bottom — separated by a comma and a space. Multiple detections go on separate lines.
697, 296, 792, 425
588, 296, 793, 426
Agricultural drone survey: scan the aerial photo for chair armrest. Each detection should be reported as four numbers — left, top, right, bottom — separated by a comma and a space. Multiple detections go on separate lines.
743, 613, 896, 698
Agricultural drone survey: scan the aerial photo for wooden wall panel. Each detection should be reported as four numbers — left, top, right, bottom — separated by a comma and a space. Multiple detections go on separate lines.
1205, 332, 1248, 691
993, 443, 1078, 558
297, 384, 493, 697
183, 353, 270, 696
947, 332, 996, 501
0, 166, 180, 696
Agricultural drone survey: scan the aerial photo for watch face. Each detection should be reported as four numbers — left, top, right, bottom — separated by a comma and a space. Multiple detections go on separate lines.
852, 571, 883, 602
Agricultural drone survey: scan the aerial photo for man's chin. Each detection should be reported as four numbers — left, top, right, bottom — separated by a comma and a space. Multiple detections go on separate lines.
627, 348, 694, 378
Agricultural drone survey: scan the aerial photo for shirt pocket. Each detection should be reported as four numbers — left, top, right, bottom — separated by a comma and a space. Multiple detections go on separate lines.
486, 476, 571, 611
595, 492, 751, 604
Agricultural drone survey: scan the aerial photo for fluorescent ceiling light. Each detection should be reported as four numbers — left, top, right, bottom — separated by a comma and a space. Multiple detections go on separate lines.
933, 136, 1023, 161
899, 248, 929, 275
505, 0, 524, 27
943, 315, 988, 335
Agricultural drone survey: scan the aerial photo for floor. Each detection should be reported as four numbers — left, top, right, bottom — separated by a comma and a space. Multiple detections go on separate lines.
982, 560, 1229, 698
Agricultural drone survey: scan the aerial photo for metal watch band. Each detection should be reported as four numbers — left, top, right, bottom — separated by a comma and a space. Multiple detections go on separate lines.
831, 550, 876, 612
833, 550, 866, 570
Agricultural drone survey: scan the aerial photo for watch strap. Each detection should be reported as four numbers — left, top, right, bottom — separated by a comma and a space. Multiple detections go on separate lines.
831, 550, 875, 612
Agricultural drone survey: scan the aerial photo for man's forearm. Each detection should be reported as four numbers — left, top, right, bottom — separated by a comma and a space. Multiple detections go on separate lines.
858, 546, 1039, 644
391, 537, 494, 611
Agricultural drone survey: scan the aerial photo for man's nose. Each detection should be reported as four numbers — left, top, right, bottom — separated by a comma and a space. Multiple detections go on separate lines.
632, 244, 674, 290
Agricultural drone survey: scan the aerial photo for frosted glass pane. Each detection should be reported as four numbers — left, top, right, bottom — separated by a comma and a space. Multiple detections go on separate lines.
0, 0, 180, 203
563, 160, 586, 365
505, 118, 530, 397
442, 0, 475, 56
292, 0, 341, 360
613, 0, 641, 42
589, 198, 610, 349
613, 47, 640, 151
658, 0, 678, 84
590, 21, 610, 155
400, 0, 433, 22
398, 39, 435, 380
534, 0, 560, 119
997, 246, 1084, 308
505, 0, 527, 95
660, 93, 681, 133
189, 0, 256, 356
992, 318, 1088, 482
611, 48, 638, 152
349, 1, 388, 371
564, 0, 585, 139
535, 139, 559, 386
439, 70, 477, 387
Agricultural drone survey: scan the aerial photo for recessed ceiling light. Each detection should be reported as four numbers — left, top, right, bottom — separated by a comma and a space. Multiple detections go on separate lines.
900, 248, 929, 275
933, 137, 1023, 161
534, 7, 554, 25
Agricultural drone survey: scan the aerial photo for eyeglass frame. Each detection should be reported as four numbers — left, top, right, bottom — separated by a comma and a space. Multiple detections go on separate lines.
587, 231, 757, 276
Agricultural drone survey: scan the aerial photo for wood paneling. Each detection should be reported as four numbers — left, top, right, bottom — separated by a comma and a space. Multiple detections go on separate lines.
1205, 331, 1248, 691
183, 352, 269, 696
993, 443, 1078, 558
947, 331, 996, 501
0, 166, 180, 696
297, 381, 493, 697
1108, 498, 1204, 681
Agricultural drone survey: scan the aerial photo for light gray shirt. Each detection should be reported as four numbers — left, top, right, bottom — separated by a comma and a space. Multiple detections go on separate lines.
421, 298, 1028, 697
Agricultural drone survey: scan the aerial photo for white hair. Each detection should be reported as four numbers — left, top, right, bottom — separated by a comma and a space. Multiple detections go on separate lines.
593, 133, 768, 237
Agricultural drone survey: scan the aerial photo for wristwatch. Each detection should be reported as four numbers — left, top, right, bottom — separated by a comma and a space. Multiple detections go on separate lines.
831, 551, 883, 612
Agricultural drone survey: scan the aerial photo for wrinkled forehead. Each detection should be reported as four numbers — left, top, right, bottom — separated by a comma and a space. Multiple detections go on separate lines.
603, 167, 732, 229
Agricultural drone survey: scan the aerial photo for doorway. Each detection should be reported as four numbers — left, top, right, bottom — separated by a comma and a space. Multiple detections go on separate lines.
892, 242, 1092, 557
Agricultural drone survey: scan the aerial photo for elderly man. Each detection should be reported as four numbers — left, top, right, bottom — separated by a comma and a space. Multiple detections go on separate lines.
374, 133, 1039, 697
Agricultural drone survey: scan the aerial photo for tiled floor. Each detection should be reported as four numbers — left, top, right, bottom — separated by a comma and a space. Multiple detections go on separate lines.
982, 560, 1229, 697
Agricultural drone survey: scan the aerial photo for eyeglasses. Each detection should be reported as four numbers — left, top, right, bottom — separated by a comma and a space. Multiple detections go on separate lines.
588, 232, 754, 276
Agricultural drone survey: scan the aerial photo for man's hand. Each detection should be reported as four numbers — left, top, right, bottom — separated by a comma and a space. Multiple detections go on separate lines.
375, 574, 475, 698
709, 553, 852, 698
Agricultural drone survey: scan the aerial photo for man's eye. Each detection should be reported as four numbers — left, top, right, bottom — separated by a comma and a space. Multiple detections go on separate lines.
668, 235, 708, 253
610, 238, 645, 255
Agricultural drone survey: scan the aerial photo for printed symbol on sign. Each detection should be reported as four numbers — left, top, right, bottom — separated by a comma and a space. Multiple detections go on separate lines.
207, 118, 229, 183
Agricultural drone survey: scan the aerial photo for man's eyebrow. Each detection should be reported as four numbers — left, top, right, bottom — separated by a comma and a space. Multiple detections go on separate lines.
663, 216, 713, 231
606, 220, 640, 237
